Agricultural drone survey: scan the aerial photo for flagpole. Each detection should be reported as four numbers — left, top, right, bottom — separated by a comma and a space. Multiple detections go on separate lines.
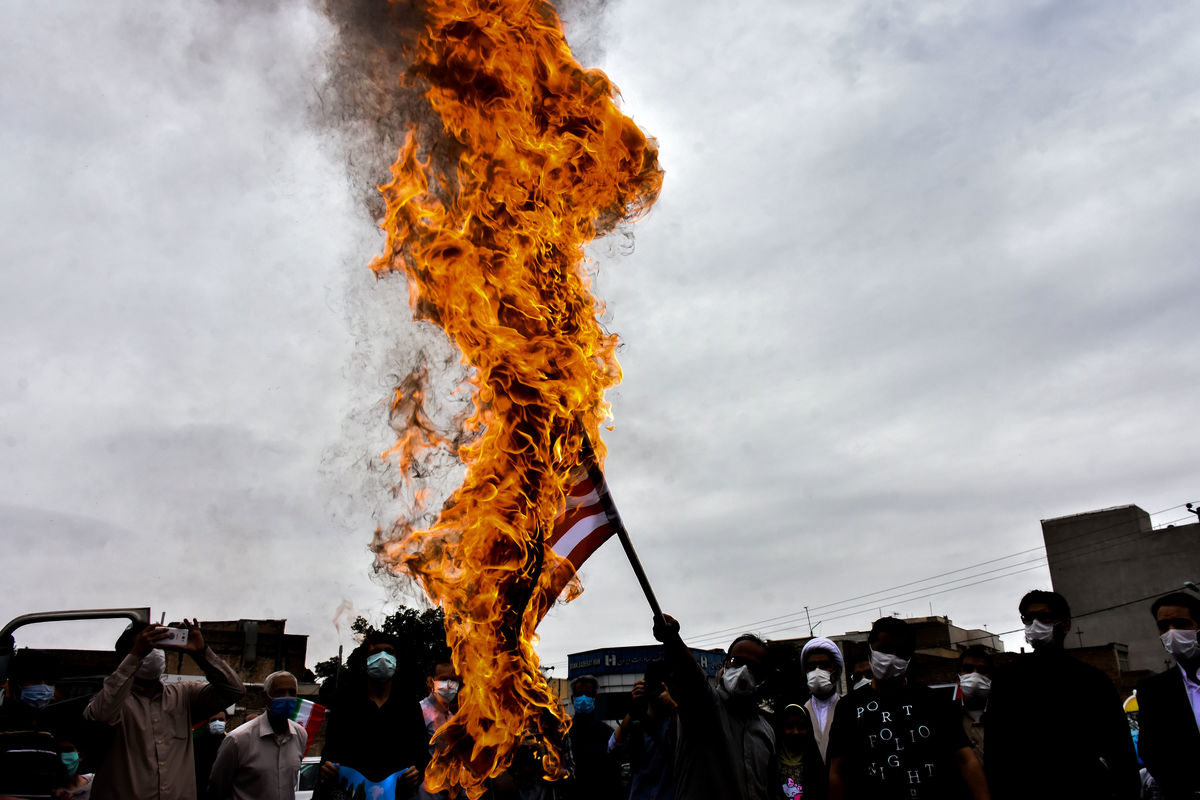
579, 436, 665, 626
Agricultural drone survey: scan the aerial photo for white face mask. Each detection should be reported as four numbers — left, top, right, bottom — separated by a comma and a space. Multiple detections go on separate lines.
958, 672, 992, 702
135, 648, 165, 681
806, 668, 835, 698
1024, 620, 1057, 648
435, 679, 461, 702
721, 665, 758, 697
1161, 629, 1200, 664
208, 720, 227, 735
852, 675, 871, 691
869, 648, 909, 681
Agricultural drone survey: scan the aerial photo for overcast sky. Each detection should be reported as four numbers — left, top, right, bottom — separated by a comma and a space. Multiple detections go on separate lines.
3, 0, 1198, 675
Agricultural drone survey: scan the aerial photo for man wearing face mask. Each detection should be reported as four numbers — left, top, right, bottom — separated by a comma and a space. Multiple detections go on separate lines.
561, 675, 620, 800
801, 637, 844, 764
0, 649, 63, 798
827, 617, 990, 800
1134, 591, 1200, 799
846, 654, 872, 693
194, 712, 228, 800
418, 659, 462, 800
84, 620, 245, 800
955, 646, 993, 767
986, 590, 1138, 800
318, 632, 429, 798
208, 671, 307, 800
652, 614, 776, 800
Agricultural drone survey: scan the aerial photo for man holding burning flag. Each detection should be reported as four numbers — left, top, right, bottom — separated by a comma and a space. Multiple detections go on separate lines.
653, 616, 776, 800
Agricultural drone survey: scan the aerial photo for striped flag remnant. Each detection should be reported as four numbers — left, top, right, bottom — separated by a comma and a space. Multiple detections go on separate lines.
546, 459, 623, 595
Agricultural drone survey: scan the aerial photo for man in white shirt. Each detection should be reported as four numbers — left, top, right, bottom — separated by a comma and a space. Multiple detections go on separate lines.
209, 671, 307, 800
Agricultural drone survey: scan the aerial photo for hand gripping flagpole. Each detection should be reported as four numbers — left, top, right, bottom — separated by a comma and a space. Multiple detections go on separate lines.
579, 435, 665, 626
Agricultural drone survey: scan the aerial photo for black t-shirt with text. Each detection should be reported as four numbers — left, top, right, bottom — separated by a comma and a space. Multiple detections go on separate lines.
827, 683, 968, 800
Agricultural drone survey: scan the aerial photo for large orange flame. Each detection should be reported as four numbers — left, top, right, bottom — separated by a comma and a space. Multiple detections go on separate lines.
367, 0, 662, 795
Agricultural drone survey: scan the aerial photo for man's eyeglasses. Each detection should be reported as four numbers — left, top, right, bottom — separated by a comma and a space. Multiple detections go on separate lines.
724, 655, 768, 677
1020, 612, 1057, 625
1156, 617, 1197, 633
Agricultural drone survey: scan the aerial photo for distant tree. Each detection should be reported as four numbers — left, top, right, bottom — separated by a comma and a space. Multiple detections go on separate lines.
316, 606, 449, 707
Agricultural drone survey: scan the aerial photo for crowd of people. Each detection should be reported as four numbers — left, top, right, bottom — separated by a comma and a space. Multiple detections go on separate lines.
592, 588, 1196, 800
0, 587, 1196, 800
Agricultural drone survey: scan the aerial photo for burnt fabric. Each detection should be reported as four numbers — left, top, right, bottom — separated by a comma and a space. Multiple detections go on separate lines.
1136, 666, 1200, 799
986, 649, 1139, 800
827, 683, 969, 800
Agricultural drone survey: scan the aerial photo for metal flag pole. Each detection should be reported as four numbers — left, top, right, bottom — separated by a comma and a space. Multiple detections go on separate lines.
579, 435, 665, 626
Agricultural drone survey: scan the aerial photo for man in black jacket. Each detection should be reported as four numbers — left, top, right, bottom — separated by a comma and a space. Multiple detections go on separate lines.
1136, 591, 1200, 799
986, 590, 1139, 800
318, 632, 430, 799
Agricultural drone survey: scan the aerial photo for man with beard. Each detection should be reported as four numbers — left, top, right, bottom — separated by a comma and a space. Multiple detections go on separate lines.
653, 615, 775, 800
84, 621, 245, 800
827, 617, 989, 800
986, 590, 1138, 799
1135, 591, 1200, 799
800, 637, 844, 764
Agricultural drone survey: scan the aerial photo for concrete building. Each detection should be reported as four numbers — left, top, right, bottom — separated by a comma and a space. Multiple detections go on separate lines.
1042, 504, 1200, 673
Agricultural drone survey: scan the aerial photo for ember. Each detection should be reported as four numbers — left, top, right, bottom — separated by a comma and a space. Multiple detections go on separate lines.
367, 0, 662, 795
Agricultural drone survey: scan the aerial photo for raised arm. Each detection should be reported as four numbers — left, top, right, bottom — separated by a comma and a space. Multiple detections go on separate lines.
84, 625, 164, 724
176, 620, 245, 718
651, 614, 708, 708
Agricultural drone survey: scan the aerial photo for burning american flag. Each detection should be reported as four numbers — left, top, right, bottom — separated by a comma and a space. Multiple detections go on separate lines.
362, 0, 663, 795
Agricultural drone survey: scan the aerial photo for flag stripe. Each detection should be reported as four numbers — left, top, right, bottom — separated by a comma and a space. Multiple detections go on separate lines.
545, 453, 623, 599
549, 490, 605, 546
553, 511, 612, 562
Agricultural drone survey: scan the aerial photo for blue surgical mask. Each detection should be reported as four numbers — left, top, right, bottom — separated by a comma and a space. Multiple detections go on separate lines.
268, 697, 298, 719
208, 720, 227, 735
20, 684, 54, 710
573, 695, 595, 715
366, 651, 397, 681
61, 751, 80, 777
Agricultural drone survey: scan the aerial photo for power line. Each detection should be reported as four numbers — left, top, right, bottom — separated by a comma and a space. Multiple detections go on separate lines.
541, 502, 1196, 666
679, 501, 1193, 645
687, 514, 1197, 648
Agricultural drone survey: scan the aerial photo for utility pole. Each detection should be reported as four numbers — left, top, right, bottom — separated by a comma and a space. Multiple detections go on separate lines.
805, 606, 813, 637
1076, 629, 1085, 649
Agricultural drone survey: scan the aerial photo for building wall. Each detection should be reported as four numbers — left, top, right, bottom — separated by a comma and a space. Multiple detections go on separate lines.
1042, 505, 1200, 673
